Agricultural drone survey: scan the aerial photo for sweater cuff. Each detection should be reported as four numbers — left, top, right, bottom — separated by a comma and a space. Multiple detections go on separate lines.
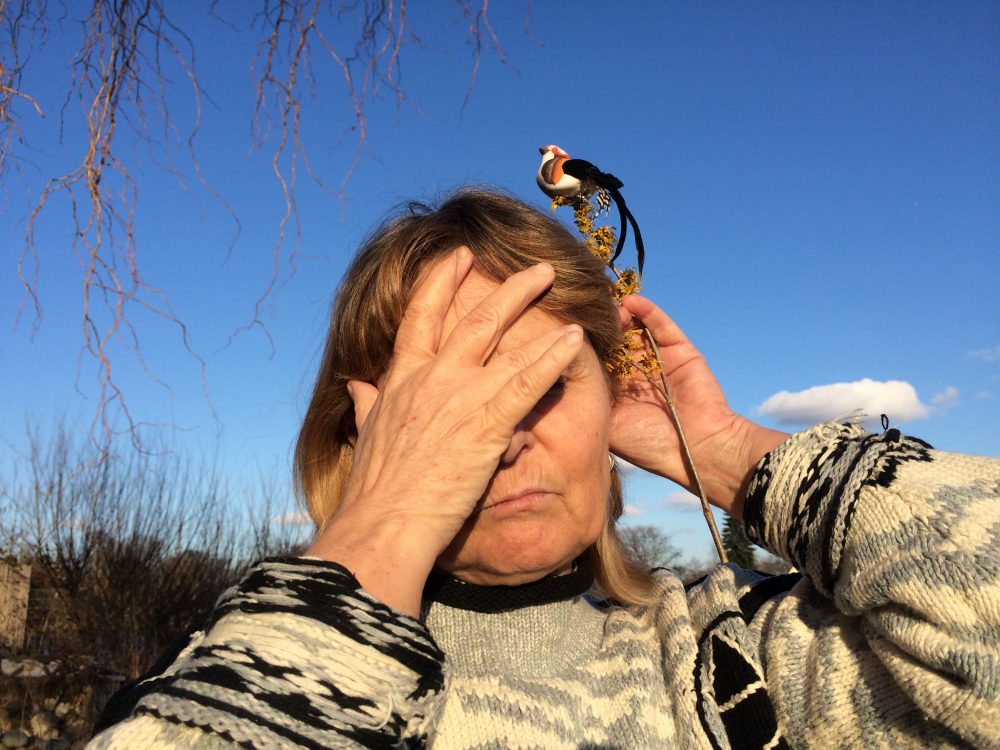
134, 557, 446, 747
742, 422, 932, 597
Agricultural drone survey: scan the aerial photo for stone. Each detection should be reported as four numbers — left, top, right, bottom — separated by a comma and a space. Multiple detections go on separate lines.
52, 701, 72, 719
0, 729, 30, 748
18, 659, 45, 678
30, 711, 61, 741
0, 659, 18, 677
44, 660, 62, 675
0, 706, 10, 733
40, 740, 70, 750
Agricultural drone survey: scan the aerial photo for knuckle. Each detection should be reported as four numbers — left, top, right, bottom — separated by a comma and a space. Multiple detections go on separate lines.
510, 369, 538, 400
401, 299, 434, 326
463, 305, 503, 337
501, 348, 532, 371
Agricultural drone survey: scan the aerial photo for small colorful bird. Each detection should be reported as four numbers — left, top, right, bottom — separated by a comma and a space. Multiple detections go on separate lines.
536, 145, 604, 206
536, 144, 644, 273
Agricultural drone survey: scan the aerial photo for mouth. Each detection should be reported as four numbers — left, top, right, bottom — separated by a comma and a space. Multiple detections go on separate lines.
482, 488, 554, 513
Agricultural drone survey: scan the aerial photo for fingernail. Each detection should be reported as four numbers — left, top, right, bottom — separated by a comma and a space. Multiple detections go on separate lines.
533, 262, 554, 276
451, 246, 473, 273
564, 324, 583, 340
345, 382, 355, 399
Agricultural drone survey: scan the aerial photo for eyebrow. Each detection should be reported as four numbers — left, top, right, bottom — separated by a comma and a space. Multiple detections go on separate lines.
564, 353, 589, 377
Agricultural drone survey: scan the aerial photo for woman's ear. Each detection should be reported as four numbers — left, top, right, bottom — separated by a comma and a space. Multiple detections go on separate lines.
346, 379, 380, 442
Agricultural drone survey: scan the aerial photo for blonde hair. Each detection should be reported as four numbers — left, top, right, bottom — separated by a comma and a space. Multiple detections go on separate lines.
294, 189, 658, 606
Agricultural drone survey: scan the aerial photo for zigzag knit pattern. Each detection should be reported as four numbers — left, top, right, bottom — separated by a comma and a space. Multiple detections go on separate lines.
94, 558, 446, 749
89, 425, 1000, 749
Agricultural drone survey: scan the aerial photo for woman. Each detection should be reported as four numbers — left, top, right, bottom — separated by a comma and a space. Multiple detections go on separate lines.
91, 190, 999, 749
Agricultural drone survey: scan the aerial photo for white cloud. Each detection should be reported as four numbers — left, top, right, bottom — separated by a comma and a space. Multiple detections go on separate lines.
971, 345, 1000, 363
664, 490, 701, 511
930, 386, 959, 409
273, 510, 312, 526
756, 379, 929, 425
622, 503, 643, 517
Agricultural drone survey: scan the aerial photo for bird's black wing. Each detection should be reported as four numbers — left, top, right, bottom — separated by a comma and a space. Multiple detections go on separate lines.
563, 159, 641, 272
562, 159, 624, 191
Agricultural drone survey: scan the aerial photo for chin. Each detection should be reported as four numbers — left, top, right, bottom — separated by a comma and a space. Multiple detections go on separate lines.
436, 515, 594, 586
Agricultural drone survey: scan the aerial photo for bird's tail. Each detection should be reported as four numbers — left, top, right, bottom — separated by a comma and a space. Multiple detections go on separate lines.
609, 188, 629, 266
607, 188, 644, 275
625, 205, 645, 275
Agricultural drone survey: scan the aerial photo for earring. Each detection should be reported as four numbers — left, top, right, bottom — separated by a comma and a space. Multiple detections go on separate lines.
608, 453, 615, 471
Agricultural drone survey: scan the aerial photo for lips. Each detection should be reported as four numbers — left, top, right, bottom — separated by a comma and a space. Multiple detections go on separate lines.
483, 488, 553, 512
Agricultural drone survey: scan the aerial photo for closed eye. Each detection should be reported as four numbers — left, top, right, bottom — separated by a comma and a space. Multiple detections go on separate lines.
528, 376, 570, 421
540, 378, 567, 402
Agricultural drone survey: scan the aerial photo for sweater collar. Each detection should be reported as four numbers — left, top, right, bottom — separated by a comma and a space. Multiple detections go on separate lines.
422, 557, 595, 614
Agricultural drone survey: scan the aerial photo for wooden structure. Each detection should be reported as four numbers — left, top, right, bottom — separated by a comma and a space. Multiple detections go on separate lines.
0, 561, 31, 652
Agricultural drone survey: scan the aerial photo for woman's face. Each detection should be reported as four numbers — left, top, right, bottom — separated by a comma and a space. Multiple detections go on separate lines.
433, 267, 613, 585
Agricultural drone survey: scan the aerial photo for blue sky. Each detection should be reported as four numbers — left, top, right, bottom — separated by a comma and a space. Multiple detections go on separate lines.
3, 2, 998, 562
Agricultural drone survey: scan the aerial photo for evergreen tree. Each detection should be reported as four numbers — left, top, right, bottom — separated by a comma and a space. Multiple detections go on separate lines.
722, 515, 756, 569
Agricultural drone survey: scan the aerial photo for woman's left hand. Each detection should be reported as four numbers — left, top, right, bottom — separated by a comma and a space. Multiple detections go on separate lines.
610, 295, 787, 516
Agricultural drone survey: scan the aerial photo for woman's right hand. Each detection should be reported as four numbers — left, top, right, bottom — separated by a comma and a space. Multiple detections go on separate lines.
305, 247, 584, 616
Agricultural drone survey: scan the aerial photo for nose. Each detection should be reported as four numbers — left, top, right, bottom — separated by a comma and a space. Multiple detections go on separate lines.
498, 420, 536, 465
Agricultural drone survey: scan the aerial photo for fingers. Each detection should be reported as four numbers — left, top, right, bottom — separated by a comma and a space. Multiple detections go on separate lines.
346, 379, 380, 438
440, 262, 555, 366
394, 247, 474, 362
481, 325, 583, 434
619, 294, 691, 350
489, 325, 570, 372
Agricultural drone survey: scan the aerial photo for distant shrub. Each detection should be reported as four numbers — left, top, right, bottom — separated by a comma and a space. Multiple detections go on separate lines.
0, 423, 309, 739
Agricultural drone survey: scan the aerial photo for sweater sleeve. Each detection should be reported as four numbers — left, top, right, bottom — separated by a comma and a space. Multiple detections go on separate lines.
740, 423, 1000, 748
88, 557, 448, 749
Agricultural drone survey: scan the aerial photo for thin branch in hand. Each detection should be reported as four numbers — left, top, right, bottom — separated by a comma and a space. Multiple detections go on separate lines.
634, 317, 727, 563
570, 198, 728, 563
609, 262, 727, 563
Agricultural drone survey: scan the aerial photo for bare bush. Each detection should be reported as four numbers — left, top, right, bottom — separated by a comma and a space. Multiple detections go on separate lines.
3, 423, 308, 678
619, 524, 686, 577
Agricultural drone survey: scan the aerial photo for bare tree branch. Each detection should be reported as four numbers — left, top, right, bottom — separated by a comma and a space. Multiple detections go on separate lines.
5, 0, 516, 451
457, 0, 514, 114
10, 0, 218, 453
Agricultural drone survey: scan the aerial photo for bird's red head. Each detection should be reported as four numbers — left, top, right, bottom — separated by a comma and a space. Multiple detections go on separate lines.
539, 144, 571, 159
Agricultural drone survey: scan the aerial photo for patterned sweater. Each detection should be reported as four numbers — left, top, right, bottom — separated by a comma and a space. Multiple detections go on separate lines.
89, 424, 1000, 748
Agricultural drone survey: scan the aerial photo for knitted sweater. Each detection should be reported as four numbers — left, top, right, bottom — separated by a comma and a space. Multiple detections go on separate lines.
89, 424, 1000, 749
